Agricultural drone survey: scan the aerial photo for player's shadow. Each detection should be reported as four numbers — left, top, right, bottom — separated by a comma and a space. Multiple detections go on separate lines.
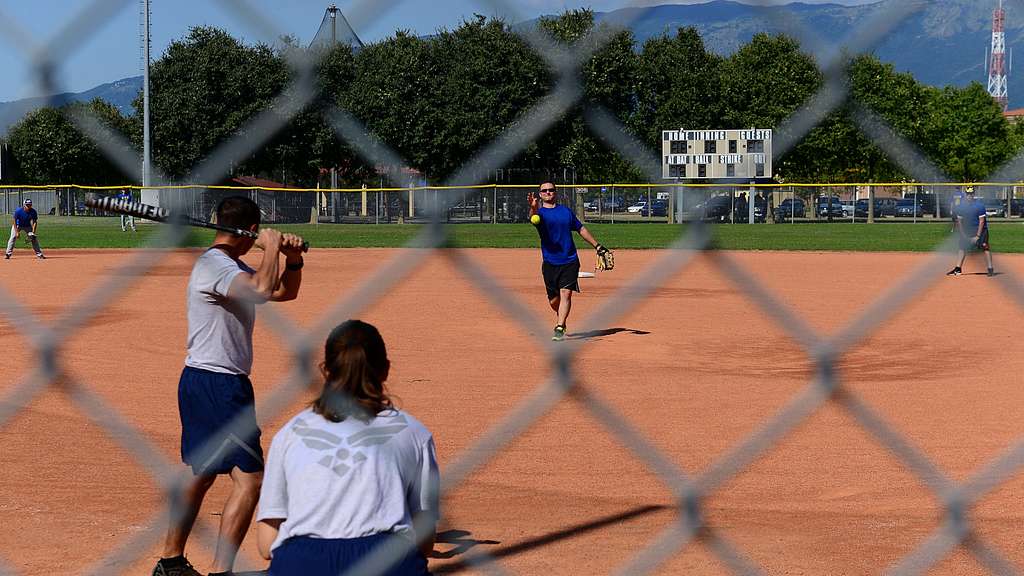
430, 529, 501, 559
568, 327, 650, 340
431, 504, 668, 573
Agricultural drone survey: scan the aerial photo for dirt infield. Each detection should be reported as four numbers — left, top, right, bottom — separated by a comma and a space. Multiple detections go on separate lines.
2, 247, 1023, 575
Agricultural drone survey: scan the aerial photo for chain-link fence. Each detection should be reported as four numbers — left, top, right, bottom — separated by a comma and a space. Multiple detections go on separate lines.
4, 0, 1024, 575
5, 182, 1023, 225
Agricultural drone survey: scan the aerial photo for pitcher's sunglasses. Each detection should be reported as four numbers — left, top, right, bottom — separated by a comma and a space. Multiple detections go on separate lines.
539, 188, 556, 193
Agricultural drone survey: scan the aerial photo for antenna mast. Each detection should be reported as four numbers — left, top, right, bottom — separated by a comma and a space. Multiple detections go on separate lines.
988, 0, 1009, 111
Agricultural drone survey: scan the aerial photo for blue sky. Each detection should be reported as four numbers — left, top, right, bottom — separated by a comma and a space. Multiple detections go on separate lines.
0, 0, 876, 103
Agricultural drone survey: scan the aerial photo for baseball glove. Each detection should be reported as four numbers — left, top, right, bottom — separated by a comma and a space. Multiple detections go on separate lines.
596, 244, 614, 271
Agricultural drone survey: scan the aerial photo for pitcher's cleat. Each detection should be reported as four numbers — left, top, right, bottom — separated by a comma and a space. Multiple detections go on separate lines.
988, 268, 995, 277
552, 325, 566, 341
946, 266, 961, 276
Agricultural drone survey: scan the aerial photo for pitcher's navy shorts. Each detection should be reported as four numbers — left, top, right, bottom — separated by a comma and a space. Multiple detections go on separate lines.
178, 366, 263, 475
269, 534, 430, 576
542, 259, 581, 300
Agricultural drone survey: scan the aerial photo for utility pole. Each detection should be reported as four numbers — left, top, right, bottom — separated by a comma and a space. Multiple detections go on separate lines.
141, 0, 157, 208
329, 4, 338, 46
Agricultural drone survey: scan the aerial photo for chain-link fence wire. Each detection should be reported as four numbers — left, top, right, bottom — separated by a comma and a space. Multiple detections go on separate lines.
3, 0, 1024, 574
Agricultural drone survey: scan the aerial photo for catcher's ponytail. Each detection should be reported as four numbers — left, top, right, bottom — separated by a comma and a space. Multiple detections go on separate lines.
313, 320, 393, 423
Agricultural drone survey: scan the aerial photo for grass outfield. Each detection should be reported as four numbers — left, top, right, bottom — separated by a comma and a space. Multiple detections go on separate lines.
21, 215, 1024, 251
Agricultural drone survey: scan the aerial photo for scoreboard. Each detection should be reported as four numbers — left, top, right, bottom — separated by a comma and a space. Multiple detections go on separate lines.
661, 129, 772, 180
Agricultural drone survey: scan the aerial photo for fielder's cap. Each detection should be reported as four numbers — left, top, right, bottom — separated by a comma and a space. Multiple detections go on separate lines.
23, 198, 31, 204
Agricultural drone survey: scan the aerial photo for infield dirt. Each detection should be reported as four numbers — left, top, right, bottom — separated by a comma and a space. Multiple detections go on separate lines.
1, 248, 1022, 575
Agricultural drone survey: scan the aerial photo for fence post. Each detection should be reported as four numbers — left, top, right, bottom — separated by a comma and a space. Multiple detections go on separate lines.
361, 184, 368, 217
868, 184, 875, 223
748, 181, 755, 224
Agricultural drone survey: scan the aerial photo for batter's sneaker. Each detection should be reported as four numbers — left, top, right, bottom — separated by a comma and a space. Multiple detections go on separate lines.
946, 266, 961, 276
552, 325, 566, 341
36, 254, 45, 260
988, 268, 995, 277
3, 254, 9, 259
151, 556, 203, 576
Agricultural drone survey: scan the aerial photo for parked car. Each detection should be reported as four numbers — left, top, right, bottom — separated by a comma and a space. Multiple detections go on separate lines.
626, 201, 647, 214
583, 200, 599, 212
448, 201, 481, 217
602, 197, 628, 211
876, 197, 898, 217
982, 197, 1008, 218
902, 193, 950, 217
854, 197, 898, 218
640, 200, 668, 217
895, 198, 926, 218
732, 196, 767, 223
774, 198, 806, 222
688, 195, 732, 221
816, 196, 844, 218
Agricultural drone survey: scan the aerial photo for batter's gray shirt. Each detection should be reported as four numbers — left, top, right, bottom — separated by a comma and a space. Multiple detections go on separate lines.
184, 248, 257, 375
257, 407, 440, 554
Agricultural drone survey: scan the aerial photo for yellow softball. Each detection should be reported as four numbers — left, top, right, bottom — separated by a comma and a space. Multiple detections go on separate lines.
530, 214, 541, 225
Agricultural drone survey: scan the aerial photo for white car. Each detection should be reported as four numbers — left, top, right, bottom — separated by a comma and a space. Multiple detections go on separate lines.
626, 201, 647, 213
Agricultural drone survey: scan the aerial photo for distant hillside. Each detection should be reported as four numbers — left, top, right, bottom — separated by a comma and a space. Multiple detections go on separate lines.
0, 76, 141, 136
3, 0, 1022, 138
576, 0, 1020, 107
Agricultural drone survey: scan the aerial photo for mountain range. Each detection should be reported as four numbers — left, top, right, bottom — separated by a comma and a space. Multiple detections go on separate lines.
0, 0, 1020, 135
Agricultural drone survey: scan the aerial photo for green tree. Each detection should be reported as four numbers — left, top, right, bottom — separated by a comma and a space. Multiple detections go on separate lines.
720, 33, 822, 129
531, 9, 641, 182
136, 26, 289, 181
341, 30, 436, 178
633, 27, 722, 149
920, 83, 1015, 181
8, 99, 130, 185
415, 15, 549, 180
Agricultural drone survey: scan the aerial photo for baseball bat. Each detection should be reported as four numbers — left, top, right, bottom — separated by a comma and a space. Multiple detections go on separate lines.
85, 197, 309, 252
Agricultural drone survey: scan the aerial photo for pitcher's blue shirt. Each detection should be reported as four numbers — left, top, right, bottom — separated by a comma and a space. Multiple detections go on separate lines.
536, 205, 582, 265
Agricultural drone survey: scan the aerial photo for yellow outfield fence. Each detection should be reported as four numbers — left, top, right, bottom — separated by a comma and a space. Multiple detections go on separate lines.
1, 182, 1022, 224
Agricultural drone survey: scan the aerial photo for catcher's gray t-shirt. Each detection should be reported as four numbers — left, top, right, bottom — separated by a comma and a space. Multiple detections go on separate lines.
184, 248, 256, 375
257, 407, 440, 554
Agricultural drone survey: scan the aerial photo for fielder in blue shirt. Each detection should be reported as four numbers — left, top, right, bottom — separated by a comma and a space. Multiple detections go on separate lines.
117, 189, 136, 232
528, 182, 607, 341
947, 186, 994, 277
5, 198, 45, 259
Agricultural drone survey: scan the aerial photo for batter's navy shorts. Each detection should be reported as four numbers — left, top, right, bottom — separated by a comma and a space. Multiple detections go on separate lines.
268, 534, 430, 576
542, 259, 581, 300
178, 366, 263, 476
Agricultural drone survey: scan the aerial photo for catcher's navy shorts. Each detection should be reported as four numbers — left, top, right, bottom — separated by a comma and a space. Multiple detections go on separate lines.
542, 259, 580, 300
268, 534, 430, 576
178, 366, 263, 476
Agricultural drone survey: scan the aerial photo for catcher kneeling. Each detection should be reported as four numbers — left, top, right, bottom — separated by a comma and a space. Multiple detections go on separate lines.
528, 182, 613, 341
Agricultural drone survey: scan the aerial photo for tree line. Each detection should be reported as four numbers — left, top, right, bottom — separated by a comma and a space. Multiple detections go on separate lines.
3, 9, 1022, 187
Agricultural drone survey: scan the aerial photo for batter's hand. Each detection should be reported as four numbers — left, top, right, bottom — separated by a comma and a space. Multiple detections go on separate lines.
255, 228, 283, 252
280, 233, 305, 256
